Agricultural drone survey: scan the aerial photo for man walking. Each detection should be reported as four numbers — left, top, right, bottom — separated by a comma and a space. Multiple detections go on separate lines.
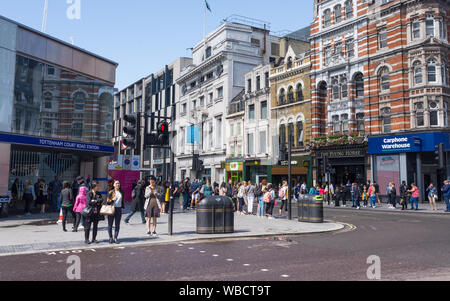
181, 178, 191, 211
442, 180, 450, 212
125, 180, 146, 224
49, 176, 62, 212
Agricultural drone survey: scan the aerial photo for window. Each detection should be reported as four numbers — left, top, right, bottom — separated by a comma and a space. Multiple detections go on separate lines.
444, 102, 448, 127
335, 42, 343, 56
231, 145, 235, 157
259, 131, 267, 154
43, 122, 52, 136
355, 73, 364, 97
439, 18, 445, 39
287, 57, 293, 69
297, 121, 304, 147
346, 39, 354, 58
217, 87, 223, 98
271, 43, 280, 56
209, 93, 213, 104
247, 133, 254, 155
345, 0, 353, 19
412, 21, 420, 39
200, 96, 205, 106
427, 60, 436, 82
288, 86, 294, 103
182, 103, 187, 114
279, 124, 286, 145
206, 47, 212, 59
256, 76, 261, 91
74, 92, 85, 111
380, 68, 390, 91
209, 122, 213, 148
341, 79, 348, 98
356, 113, 365, 134
341, 114, 349, 133
414, 62, 423, 84
216, 118, 222, 148
379, 30, 388, 49
265, 72, 269, 88
261, 101, 267, 119
44, 92, 52, 109
72, 123, 83, 138
193, 100, 197, 109
332, 80, 340, 100
247, 79, 252, 93
231, 124, 234, 136
382, 107, 391, 133
324, 9, 331, 27
426, 16, 434, 37
381, 0, 392, 4
334, 5, 342, 23
324, 46, 332, 66
180, 127, 185, 150
47, 65, 55, 76
237, 122, 241, 135
251, 38, 260, 47
296, 84, 304, 101
207, 72, 214, 80
279, 89, 285, 105
288, 123, 294, 144
415, 102, 424, 126
442, 65, 447, 86
429, 101, 439, 126
249, 104, 255, 120
332, 115, 340, 134
190, 81, 196, 88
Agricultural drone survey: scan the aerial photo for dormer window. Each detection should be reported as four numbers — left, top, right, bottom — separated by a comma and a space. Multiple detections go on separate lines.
345, 0, 353, 19
426, 15, 435, 37
334, 5, 342, 23
206, 46, 212, 59
324, 9, 331, 27
287, 57, 293, 69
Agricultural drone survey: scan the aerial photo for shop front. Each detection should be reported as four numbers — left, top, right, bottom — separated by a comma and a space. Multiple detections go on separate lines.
271, 156, 312, 188
225, 161, 244, 184
244, 159, 270, 185
315, 146, 368, 187
369, 132, 450, 201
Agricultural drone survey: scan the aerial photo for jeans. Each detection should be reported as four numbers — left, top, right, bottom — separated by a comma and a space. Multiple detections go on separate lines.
182, 193, 190, 210
410, 197, 419, 209
85, 220, 99, 241
445, 195, 450, 212
237, 198, 244, 212
370, 198, 376, 207
258, 197, 265, 217
52, 194, 61, 212
61, 206, 75, 230
352, 195, 358, 207
74, 212, 82, 230
107, 207, 122, 239
125, 210, 145, 223
247, 196, 255, 214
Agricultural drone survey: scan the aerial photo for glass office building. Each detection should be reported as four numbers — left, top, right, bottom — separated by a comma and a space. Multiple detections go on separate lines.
0, 15, 118, 199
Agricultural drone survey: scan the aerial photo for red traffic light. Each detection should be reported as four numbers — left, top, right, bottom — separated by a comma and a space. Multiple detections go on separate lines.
158, 122, 169, 134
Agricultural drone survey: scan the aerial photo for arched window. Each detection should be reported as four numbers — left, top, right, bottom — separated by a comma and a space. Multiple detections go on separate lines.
429, 101, 439, 126
279, 88, 285, 105
297, 121, 304, 147
427, 59, 436, 82
287, 57, 293, 69
324, 9, 331, 27
355, 73, 364, 97
413, 61, 423, 84
380, 67, 390, 91
415, 102, 424, 126
334, 5, 342, 23
279, 124, 286, 145
345, 0, 353, 19
288, 86, 294, 103
296, 83, 304, 101
73, 91, 86, 111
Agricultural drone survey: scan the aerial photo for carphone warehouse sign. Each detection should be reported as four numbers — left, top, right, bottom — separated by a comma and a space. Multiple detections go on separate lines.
369, 132, 450, 154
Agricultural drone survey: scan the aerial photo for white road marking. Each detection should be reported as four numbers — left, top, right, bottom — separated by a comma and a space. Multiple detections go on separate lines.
226, 259, 234, 262
261, 269, 269, 272
189, 247, 194, 250
243, 264, 250, 266
40, 261, 49, 264
200, 251, 206, 253
212, 254, 219, 257
281, 274, 290, 278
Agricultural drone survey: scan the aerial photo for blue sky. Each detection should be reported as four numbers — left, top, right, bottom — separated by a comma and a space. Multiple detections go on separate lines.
0, 0, 313, 90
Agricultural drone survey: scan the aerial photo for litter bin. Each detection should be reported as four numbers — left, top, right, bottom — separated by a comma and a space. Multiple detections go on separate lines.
197, 196, 234, 234
298, 195, 323, 223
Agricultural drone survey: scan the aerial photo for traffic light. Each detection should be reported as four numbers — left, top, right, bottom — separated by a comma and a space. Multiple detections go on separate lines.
157, 121, 169, 145
123, 114, 139, 149
435, 143, 445, 169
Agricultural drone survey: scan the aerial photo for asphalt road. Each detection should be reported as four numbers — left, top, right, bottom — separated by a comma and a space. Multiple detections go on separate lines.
1, 207, 449, 281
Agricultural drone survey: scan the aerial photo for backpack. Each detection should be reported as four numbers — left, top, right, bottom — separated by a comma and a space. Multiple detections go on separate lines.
255, 185, 263, 197
278, 187, 285, 199
263, 192, 272, 203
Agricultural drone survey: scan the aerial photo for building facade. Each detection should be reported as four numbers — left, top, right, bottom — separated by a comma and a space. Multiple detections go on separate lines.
310, 0, 449, 199
0, 15, 117, 198
270, 38, 314, 188
175, 21, 281, 183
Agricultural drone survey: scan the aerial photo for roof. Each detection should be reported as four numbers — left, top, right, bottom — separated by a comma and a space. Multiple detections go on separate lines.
284, 26, 310, 42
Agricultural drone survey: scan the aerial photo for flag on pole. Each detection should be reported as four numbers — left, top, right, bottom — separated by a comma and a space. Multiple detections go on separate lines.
205, 0, 212, 12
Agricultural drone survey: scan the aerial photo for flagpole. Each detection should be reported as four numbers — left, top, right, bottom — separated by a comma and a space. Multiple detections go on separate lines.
203, 1, 206, 41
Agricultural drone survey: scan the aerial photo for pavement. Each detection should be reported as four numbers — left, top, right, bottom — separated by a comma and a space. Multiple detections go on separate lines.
0, 201, 344, 256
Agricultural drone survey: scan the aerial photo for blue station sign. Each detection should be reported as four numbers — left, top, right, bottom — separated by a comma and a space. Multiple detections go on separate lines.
369, 132, 450, 154
0, 132, 114, 153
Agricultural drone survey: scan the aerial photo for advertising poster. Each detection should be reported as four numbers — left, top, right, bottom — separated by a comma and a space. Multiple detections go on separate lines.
376, 155, 400, 196
108, 169, 140, 203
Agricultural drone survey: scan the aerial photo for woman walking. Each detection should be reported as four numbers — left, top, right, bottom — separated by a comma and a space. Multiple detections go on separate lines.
60, 182, 74, 232
400, 181, 408, 211
257, 179, 268, 218
36, 179, 48, 214
265, 184, 276, 219
388, 182, 397, 209
23, 180, 36, 216
408, 183, 420, 210
237, 182, 246, 215
145, 176, 162, 236
106, 180, 125, 244
279, 180, 288, 217
201, 179, 213, 199
426, 183, 438, 211
246, 181, 255, 215
219, 182, 227, 196
84, 182, 104, 244
73, 186, 87, 232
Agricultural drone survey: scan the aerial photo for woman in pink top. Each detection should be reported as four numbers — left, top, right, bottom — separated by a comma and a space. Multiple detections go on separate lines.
407, 183, 420, 210
73, 187, 87, 232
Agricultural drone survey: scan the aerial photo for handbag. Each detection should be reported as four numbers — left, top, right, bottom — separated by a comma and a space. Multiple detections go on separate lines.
100, 204, 115, 216
80, 205, 93, 217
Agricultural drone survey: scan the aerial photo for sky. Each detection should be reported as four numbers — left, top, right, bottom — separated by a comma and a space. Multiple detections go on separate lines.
0, 0, 313, 90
